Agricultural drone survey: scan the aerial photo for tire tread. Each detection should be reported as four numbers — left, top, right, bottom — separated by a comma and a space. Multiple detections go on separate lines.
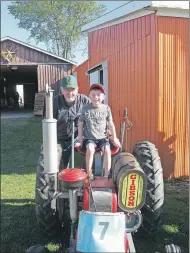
133, 141, 164, 234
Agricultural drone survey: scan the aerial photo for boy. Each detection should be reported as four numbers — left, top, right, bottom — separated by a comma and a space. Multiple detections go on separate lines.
78, 83, 120, 179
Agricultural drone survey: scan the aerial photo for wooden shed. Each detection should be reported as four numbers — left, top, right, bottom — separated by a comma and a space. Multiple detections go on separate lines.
74, 1, 189, 178
0, 36, 76, 108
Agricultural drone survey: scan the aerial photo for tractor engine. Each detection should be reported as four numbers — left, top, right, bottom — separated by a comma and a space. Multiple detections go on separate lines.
112, 152, 147, 233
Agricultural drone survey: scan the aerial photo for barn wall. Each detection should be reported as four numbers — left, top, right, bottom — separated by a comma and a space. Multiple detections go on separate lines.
37, 64, 73, 96
74, 59, 89, 95
1, 40, 68, 64
75, 13, 189, 178
157, 16, 189, 178
1, 39, 75, 96
87, 13, 158, 160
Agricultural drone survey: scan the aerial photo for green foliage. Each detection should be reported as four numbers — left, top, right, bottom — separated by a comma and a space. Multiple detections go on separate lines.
8, 0, 106, 59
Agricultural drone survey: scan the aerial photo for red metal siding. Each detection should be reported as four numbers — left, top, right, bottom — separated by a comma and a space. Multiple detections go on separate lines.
75, 14, 189, 178
74, 60, 89, 95
37, 64, 72, 96
157, 16, 189, 178
87, 14, 158, 153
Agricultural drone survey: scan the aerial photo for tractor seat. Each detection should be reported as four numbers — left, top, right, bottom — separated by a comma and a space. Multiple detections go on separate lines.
75, 140, 120, 156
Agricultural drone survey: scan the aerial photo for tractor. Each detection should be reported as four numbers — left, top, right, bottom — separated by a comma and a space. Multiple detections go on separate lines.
31, 86, 182, 253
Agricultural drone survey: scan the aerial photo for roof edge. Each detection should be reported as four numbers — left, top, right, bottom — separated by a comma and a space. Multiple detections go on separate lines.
82, 8, 155, 33
82, 0, 189, 33
82, 1, 153, 32
1, 36, 77, 65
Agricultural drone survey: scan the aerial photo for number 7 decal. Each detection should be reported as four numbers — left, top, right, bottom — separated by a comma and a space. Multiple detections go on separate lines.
99, 222, 109, 240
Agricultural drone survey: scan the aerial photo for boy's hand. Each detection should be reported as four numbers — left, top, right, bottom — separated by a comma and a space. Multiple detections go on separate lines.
112, 137, 121, 147
77, 136, 83, 147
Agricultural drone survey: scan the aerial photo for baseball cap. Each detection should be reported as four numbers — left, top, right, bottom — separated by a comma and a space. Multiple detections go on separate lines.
90, 83, 105, 94
60, 75, 78, 89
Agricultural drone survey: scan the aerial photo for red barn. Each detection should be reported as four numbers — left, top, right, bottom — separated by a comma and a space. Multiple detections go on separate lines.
74, 1, 189, 178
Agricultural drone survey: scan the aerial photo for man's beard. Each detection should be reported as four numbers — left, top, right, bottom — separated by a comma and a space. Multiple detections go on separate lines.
65, 96, 76, 104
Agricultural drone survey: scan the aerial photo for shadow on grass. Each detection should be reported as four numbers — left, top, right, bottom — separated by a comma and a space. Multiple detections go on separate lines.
1, 199, 65, 253
1, 117, 84, 175
1, 117, 42, 175
1, 194, 189, 253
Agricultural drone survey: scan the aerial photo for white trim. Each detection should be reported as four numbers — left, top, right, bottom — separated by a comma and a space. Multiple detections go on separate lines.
102, 59, 109, 105
0, 36, 77, 65
148, 6, 189, 18
84, 9, 155, 33
82, 1, 189, 32
82, 1, 152, 32
151, 1, 189, 10
85, 59, 107, 75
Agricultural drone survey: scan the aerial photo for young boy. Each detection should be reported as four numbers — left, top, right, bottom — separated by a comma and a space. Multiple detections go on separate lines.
78, 83, 120, 179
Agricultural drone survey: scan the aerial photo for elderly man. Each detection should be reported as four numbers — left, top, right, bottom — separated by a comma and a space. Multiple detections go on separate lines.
53, 75, 91, 168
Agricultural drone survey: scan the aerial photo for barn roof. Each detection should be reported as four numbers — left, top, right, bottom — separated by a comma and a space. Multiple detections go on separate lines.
82, 0, 189, 32
1, 36, 77, 65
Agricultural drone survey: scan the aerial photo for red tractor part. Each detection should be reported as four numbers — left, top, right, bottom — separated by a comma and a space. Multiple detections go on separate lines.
83, 177, 118, 212
75, 141, 120, 156
58, 168, 88, 189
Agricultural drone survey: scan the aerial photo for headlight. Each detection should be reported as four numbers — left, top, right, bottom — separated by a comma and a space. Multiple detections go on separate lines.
125, 210, 143, 233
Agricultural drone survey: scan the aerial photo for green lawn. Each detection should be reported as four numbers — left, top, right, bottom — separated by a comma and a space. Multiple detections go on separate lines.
1, 117, 189, 253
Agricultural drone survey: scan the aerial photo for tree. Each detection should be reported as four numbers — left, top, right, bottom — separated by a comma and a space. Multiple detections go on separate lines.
8, 1, 106, 60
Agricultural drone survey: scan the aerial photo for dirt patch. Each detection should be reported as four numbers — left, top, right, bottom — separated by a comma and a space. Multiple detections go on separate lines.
165, 179, 189, 193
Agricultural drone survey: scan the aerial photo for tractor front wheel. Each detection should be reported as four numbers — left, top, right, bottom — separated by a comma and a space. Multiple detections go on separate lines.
133, 141, 164, 235
35, 144, 63, 237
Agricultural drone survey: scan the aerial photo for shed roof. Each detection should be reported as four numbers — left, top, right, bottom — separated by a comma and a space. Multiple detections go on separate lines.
1, 36, 77, 65
82, 0, 189, 32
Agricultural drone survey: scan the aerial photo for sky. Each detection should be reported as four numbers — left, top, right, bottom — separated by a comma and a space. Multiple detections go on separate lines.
1, 1, 126, 64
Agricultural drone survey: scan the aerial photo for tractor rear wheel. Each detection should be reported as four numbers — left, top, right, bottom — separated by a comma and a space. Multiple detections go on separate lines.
35, 144, 63, 237
164, 244, 182, 253
133, 141, 164, 234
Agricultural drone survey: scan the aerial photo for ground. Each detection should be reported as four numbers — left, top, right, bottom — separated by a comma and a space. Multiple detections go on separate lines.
1, 116, 189, 253
1, 108, 33, 119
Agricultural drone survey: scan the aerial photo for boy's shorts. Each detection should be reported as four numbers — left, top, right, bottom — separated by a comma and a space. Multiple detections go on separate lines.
83, 138, 110, 151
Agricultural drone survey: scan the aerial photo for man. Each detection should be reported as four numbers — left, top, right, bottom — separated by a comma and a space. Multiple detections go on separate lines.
53, 75, 91, 168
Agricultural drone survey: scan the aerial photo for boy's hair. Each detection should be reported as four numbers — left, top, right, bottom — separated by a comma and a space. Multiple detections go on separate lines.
89, 83, 105, 94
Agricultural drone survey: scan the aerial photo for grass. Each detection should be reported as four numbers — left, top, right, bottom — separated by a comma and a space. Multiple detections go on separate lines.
1, 117, 189, 253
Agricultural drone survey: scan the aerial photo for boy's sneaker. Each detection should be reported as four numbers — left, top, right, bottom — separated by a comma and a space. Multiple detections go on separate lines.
89, 174, 94, 181
104, 173, 112, 179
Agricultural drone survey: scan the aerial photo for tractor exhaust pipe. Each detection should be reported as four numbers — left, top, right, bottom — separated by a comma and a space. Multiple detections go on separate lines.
42, 84, 58, 174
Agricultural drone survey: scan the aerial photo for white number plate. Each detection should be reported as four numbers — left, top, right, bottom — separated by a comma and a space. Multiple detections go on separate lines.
77, 211, 126, 252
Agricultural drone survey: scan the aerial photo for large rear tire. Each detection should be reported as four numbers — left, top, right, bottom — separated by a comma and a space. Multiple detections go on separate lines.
133, 141, 164, 234
35, 144, 63, 237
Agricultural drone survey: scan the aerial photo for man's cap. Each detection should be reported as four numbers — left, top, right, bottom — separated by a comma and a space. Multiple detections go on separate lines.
60, 75, 78, 89
90, 83, 105, 94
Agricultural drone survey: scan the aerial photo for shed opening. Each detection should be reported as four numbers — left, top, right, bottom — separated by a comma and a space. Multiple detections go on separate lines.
0, 64, 38, 110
